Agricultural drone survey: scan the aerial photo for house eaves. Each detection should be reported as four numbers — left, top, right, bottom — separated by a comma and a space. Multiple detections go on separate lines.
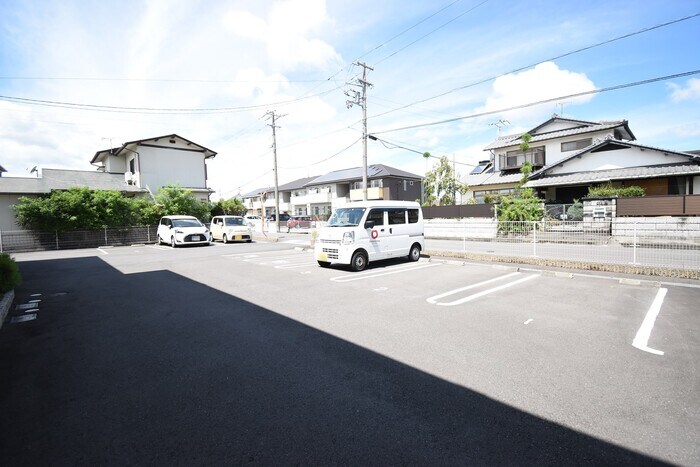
528, 139, 699, 180
484, 120, 635, 151
304, 164, 422, 186
524, 163, 700, 188
91, 133, 217, 164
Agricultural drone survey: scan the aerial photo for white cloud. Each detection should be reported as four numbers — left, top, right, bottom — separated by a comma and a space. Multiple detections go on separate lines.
478, 62, 597, 123
223, 0, 341, 71
667, 78, 700, 103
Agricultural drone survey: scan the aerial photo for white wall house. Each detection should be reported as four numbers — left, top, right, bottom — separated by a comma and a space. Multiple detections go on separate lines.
91, 134, 216, 202
0, 134, 217, 231
465, 116, 700, 203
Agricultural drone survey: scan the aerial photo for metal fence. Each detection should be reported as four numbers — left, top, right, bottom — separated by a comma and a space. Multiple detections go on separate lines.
0, 226, 158, 253
425, 219, 700, 272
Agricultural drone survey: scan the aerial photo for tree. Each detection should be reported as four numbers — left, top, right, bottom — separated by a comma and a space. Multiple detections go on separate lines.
495, 134, 544, 227
211, 198, 247, 216
13, 187, 138, 232
154, 184, 211, 221
422, 154, 468, 206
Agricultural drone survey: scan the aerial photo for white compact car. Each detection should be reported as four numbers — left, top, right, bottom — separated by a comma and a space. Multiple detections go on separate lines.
210, 215, 253, 243
157, 215, 211, 247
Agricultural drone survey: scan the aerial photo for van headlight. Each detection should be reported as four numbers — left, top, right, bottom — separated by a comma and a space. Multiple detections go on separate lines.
342, 232, 355, 245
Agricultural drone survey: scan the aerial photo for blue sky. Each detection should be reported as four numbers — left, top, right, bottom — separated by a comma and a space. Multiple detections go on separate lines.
1, 0, 699, 198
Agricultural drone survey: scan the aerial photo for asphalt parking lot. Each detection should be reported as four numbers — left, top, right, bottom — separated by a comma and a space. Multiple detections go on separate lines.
1, 240, 699, 465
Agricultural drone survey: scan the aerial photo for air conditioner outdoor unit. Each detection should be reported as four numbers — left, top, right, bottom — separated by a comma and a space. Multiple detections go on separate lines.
124, 171, 134, 185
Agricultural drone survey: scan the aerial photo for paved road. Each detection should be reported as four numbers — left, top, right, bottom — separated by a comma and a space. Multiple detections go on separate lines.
1, 242, 699, 465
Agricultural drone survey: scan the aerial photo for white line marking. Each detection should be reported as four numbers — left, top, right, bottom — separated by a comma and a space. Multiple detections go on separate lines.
426, 272, 521, 304
275, 262, 318, 269
524, 319, 533, 325
331, 263, 439, 282
146, 245, 171, 251
97, 248, 109, 255
430, 274, 538, 306
632, 288, 667, 356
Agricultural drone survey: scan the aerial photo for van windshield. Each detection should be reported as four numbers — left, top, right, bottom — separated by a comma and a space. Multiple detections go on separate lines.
327, 207, 366, 227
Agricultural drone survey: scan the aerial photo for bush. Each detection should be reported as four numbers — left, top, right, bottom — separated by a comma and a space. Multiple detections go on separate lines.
0, 253, 21, 293
587, 183, 645, 198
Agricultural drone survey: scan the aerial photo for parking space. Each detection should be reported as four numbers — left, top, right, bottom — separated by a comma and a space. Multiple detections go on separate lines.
4, 243, 700, 464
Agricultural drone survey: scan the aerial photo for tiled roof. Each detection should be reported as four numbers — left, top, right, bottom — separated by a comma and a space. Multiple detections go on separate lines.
465, 171, 522, 187
529, 139, 699, 180
305, 164, 422, 186
483, 120, 634, 151
0, 169, 146, 194
524, 163, 700, 188
278, 176, 319, 191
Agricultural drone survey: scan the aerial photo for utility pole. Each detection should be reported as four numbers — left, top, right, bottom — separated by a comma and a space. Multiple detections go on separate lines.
346, 61, 373, 201
265, 110, 286, 233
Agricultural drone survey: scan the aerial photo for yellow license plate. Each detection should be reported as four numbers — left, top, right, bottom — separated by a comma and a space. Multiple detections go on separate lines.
235, 235, 242, 240
317, 252, 328, 261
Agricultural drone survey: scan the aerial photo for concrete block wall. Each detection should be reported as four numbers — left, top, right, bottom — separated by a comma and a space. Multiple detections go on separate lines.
424, 218, 498, 239
612, 217, 700, 239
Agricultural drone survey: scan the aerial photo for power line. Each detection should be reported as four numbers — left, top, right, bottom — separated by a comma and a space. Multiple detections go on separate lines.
369, 11, 700, 120
0, 76, 331, 84
279, 137, 362, 169
0, 86, 342, 115
372, 69, 700, 135
372, 0, 491, 66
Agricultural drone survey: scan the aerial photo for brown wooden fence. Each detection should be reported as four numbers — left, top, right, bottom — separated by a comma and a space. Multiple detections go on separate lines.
617, 195, 700, 216
421, 204, 494, 219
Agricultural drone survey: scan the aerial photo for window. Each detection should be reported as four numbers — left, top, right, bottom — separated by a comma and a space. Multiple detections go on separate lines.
366, 209, 384, 226
561, 138, 592, 152
408, 209, 419, 223
500, 146, 545, 169
129, 158, 135, 173
388, 208, 406, 225
403, 180, 407, 191
474, 188, 516, 204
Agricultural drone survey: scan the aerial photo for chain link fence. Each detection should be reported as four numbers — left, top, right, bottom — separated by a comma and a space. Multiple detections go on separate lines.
0, 226, 157, 253
425, 218, 700, 273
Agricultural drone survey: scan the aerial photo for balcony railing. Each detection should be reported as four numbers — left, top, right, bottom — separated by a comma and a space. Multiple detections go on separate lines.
499, 147, 545, 170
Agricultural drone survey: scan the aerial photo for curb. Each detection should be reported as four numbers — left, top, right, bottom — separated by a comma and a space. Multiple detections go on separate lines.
0, 289, 15, 331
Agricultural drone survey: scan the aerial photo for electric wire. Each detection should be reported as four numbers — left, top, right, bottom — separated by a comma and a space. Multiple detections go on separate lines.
0, 86, 342, 114
372, 69, 700, 135
372, 0, 491, 66
279, 137, 362, 169
369, 11, 700, 120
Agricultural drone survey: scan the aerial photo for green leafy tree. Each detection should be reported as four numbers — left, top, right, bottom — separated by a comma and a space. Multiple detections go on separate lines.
211, 197, 247, 216
496, 144, 544, 228
0, 253, 21, 293
14, 187, 111, 231
422, 154, 468, 206
154, 184, 211, 221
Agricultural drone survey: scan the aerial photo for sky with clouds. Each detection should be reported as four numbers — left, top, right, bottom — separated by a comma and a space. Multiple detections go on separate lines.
1, 0, 699, 198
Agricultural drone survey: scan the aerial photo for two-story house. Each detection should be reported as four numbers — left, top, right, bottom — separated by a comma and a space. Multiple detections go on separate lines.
466, 116, 699, 203
242, 164, 423, 218
0, 134, 216, 231
90, 134, 216, 202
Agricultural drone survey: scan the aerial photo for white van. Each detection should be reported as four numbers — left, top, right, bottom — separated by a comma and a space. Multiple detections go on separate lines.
314, 201, 424, 271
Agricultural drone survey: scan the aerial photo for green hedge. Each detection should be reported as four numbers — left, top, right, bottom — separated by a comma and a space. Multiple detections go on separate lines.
587, 183, 645, 198
0, 253, 21, 293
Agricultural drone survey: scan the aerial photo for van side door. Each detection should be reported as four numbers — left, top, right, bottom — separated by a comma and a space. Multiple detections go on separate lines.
386, 207, 410, 256
364, 208, 387, 260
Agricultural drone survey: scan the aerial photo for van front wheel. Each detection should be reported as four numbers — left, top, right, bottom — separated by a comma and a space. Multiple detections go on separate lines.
350, 251, 367, 272
408, 244, 421, 262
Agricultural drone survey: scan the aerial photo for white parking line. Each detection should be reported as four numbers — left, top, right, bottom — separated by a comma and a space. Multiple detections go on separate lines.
632, 288, 668, 356
426, 272, 520, 304
146, 245, 172, 251
275, 262, 319, 269
427, 272, 538, 306
331, 263, 439, 282
97, 248, 109, 255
